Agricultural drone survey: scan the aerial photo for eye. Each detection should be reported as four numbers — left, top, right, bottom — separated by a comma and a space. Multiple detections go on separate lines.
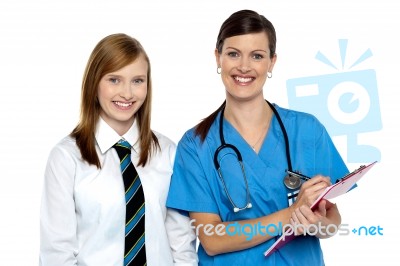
252, 53, 264, 60
133, 78, 145, 84
227, 51, 239, 58
108, 77, 119, 84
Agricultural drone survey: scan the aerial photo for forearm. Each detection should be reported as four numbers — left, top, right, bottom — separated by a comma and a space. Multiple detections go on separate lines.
40, 192, 78, 265
40, 148, 78, 265
165, 209, 198, 265
190, 207, 293, 256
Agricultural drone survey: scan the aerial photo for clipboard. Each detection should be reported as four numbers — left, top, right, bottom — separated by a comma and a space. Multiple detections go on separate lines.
264, 161, 377, 257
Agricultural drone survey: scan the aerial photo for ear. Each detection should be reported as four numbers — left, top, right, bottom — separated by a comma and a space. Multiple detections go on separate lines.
214, 48, 221, 67
269, 53, 277, 72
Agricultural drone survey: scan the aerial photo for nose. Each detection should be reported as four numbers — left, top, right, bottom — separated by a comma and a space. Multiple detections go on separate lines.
237, 57, 251, 73
120, 82, 133, 99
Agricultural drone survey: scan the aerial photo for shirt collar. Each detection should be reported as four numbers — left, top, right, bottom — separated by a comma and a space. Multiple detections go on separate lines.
95, 117, 140, 154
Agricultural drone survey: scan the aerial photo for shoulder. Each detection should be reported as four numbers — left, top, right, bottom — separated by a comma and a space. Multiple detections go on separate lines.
274, 104, 325, 130
153, 130, 175, 148
44, 135, 82, 173
273, 104, 334, 145
48, 135, 81, 161
182, 126, 198, 140
178, 126, 205, 149
152, 130, 177, 155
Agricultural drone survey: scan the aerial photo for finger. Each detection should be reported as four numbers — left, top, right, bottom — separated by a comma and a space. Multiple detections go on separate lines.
299, 205, 320, 225
301, 178, 330, 195
293, 208, 311, 229
291, 208, 307, 234
291, 209, 301, 224
290, 218, 300, 235
323, 199, 335, 210
290, 218, 296, 227
303, 176, 331, 187
297, 185, 329, 206
296, 207, 321, 234
290, 214, 304, 235
317, 199, 327, 217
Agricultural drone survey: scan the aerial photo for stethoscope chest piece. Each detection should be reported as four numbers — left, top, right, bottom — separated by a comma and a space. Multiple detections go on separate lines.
283, 174, 301, 190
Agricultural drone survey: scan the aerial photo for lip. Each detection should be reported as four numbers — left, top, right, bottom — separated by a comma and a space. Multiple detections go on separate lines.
232, 75, 255, 85
113, 101, 134, 110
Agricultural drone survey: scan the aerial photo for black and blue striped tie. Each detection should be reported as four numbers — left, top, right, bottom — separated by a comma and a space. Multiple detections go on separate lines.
113, 140, 146, 266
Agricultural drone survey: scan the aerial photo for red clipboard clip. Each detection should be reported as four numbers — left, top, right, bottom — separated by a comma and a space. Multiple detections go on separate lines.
335, 164, 367, 184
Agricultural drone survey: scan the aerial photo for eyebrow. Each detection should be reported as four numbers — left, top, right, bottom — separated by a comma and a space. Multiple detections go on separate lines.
105, 73, 122, 77
105, 74, 147, 78
225, 47, 268, 54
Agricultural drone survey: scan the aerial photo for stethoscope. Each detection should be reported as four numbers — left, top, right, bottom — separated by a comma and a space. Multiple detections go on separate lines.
213, 100, 303, 212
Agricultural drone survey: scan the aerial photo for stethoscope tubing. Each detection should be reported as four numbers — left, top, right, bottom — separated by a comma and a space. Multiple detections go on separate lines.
213, 100, 296, 212
215, 100, 292, 172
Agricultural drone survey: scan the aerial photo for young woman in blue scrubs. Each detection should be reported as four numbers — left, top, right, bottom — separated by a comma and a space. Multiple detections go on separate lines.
167, 10, 349, 265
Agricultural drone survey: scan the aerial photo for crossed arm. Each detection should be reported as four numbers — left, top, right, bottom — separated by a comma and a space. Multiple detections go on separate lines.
190, 175, 341, 256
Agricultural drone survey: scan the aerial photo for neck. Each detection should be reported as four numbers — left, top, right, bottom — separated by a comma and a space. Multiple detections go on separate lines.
224, 98, 271, 129
99, 113, 135, 137
223, 98, 273, 153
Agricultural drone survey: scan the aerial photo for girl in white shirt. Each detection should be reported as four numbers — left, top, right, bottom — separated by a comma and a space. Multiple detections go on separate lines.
40, 33, 198, 266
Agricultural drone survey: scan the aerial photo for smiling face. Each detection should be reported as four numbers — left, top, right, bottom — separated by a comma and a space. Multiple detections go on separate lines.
216, 32, 277, 103
97, 54, 148, 135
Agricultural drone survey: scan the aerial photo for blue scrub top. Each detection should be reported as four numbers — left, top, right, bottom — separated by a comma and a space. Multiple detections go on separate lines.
167, 104, 349, 266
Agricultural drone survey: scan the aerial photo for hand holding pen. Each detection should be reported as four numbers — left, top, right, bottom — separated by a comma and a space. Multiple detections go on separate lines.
288, 171, 331, 208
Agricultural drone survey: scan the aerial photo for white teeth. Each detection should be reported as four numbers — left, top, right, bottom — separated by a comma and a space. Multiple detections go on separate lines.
235, 76, 253, 83
114, 101, 132, 107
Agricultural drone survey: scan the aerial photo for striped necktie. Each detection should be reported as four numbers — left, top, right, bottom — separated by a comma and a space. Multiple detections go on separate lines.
113, 139, 146, 266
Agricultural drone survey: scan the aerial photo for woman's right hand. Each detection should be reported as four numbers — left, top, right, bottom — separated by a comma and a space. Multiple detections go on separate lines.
290, 175, 331, 211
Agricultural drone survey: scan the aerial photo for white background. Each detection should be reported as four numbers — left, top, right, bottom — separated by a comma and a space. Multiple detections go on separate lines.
1, 0, 399, 265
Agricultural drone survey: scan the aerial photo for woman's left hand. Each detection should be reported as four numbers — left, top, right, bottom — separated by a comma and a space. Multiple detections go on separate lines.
290, 199, 341, 239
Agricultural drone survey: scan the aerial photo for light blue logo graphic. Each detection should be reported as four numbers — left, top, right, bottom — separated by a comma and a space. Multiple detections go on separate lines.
351, 225, 383, 236
287, 39, 382, 163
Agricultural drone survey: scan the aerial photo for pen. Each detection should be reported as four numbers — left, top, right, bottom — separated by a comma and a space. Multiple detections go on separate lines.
286, 170, 311, 181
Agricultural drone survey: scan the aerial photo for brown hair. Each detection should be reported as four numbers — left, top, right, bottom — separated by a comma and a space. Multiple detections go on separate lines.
195, 10, 277, 141
71, 33, 159, 168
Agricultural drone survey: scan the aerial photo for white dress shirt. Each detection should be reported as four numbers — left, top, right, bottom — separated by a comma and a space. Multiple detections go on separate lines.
40, 118, 198, 266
